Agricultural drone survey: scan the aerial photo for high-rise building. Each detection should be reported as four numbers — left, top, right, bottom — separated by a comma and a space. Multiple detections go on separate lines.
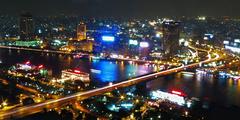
77, 22, 87, 41
20, 13, 34, 40
161, 21, 181, 57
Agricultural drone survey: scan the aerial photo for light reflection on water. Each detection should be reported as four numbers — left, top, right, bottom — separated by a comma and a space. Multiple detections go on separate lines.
0, 48, 154, 85
146, 72, 240, 107
90, 60, 154, 84
1, 49, 240, 106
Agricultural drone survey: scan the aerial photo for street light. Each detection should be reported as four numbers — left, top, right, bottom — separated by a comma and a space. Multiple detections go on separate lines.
2, 101, 7, 107
135, 99, 139, 103
120, 95, 125, 100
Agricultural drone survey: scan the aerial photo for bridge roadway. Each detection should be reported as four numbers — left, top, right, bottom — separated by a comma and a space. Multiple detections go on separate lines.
0, 52, 221, 119
188, 44, 209, 53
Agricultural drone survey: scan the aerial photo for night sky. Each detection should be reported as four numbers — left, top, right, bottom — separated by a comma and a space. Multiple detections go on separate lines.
0, 0, 239, 17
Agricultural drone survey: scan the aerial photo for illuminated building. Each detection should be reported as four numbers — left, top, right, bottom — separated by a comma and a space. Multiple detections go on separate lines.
150, 90, 186, 106
79, 40, 93, 52
77, 22, 87, 41
15, 40, 41, 47
161, 21, 181, 57
69, 40, 93, 52
97, 35, 117, 55
19, 12, 34, 40
139, 41, 150, 59
8, 61, 48, 77
153, 32, 163, 52
224, 39, 240, 53
128, 39, 139, 57
60, 69, 90, 83
59, 45, 75, 52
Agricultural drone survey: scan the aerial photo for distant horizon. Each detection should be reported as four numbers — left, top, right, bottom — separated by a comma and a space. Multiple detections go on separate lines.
0, 0, 240, 18
1, 13, 240, 20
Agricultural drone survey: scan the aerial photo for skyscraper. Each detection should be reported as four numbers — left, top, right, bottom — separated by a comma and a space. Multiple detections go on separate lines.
19, 13, 34, 40
161, 21, 181, 57
77, 22, 87, 41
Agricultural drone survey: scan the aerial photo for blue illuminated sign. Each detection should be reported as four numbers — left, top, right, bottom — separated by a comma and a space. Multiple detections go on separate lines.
129, 40, 138, 45
204, 34, 214, 40
102, 36, 115, 42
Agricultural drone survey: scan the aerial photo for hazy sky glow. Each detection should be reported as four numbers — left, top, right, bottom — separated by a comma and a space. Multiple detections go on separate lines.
0, 0, 239, 17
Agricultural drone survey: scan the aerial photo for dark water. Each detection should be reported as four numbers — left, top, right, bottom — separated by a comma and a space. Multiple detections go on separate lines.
0, 48, 154, 85
0, 48, 240, 107
147, 72, 240, 107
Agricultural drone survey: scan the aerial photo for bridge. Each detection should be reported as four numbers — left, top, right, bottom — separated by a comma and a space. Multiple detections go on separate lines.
0, 47, 222, 119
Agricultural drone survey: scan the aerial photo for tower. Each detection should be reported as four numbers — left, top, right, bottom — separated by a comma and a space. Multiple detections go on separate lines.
77, 22, 87, 41
20, 12, 34, 40
161, 21, 181, 57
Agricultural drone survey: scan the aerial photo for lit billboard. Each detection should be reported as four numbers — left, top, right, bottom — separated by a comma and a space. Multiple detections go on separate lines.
129, 40, 138, 45
102, 36, 115, 42
234, 39, 240, 43
223, 40, 229, 45
139, 42, 149, 48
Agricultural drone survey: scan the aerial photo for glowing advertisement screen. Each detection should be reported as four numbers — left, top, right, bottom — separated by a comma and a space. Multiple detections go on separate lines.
129, 40, 138, 45
223, 41, 229, 45
102, 36, 115, 42
139, 42, 149, 48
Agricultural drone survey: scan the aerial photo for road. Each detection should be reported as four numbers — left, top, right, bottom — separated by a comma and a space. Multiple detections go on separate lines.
188, 44, 209, 53
0, 48, 222, 119
0, 79, 39, 94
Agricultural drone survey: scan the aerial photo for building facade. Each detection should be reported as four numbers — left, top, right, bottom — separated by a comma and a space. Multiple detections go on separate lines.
20, 13, 34, 40
77, 22, 87, 41
161, 21, 181, 57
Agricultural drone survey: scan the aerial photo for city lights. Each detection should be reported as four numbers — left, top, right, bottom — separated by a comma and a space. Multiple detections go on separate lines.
171, 90, 183, 96
234, 39, 240, 43
225, 45, 240, 53
2, 101, 7, 107
223, 40, 229, 45
0, 5, 239, 119
139, 42, 149, 48
198, 16, 206, 21
204, 34, 214, 39
156, 33, 161, 38
25, 61, 30, 65
38, 65, 43, 69
74, 69, 81, 74
151, 90, 186, 105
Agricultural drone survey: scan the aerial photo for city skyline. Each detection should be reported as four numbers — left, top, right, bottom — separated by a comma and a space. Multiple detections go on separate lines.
0, 1, 240, 119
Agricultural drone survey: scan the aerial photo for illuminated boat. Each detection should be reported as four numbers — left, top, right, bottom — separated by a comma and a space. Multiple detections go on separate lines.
61, 69, 90, 83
